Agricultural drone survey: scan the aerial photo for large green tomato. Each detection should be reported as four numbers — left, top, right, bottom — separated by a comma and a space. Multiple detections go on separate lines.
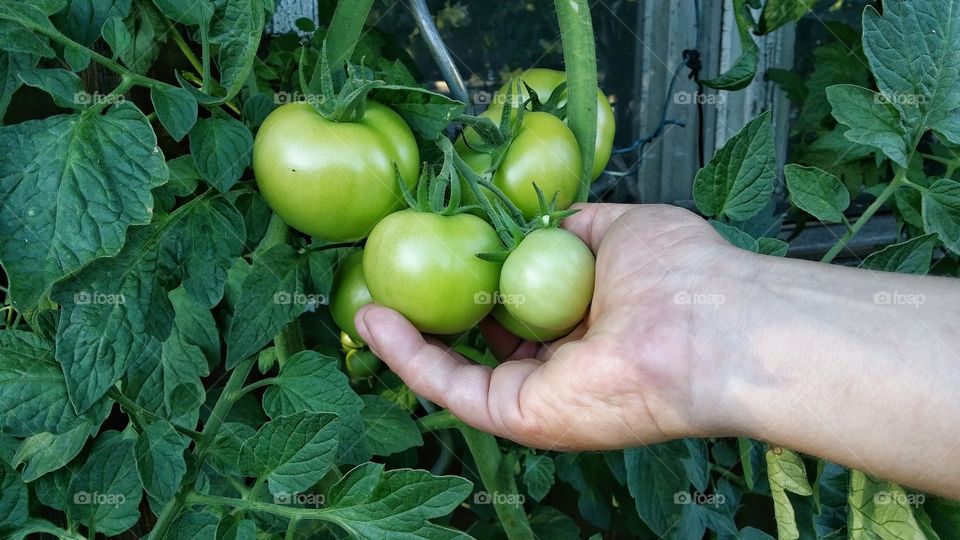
496, 68, 616, 180
500, 228, 595, 331
363, 210, 503, 335
330, 250, 373, 344
459, 110, 581, 220
253, 102, 420, 242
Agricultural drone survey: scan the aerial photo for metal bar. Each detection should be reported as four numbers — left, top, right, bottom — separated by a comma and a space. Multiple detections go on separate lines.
408, 0, 470, 107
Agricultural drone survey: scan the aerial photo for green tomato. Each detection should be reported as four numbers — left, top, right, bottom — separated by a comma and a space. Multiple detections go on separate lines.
363, 209, 502, 335
460, 110, 581, 220
500, 228, 595, 331
346, 349, 382, 379
330, 250, 373, 344
253, 102, 420, 242
496, 68, 616, 180
491, 304, 575, 343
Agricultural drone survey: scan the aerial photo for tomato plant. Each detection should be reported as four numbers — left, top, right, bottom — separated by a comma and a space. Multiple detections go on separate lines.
0, 0, 958, 539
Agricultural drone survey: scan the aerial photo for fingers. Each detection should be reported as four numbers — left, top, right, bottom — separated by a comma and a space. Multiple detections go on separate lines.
561, 203, 635, 251
478, 318, 540, 360
355, 304, 543, 440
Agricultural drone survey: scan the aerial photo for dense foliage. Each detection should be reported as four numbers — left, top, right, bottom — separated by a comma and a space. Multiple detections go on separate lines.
0, 0, 959, 539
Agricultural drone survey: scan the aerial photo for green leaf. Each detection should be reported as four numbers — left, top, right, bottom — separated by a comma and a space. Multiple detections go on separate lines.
785, 164, 851, 223
860, 234, 939, 274
151, 84, 198, 141
556, 453, 610, 528
522, 453, 556, 502
848, 471, 923, 539
51, 197, 242, 413
320, 462, 473, 539
151, 0, 212, 26
925, 496, 960, 538
238, 411, 340, 496
166, 155, 201, 196
164, 510, 219, 540
0, 21, 55, 58
862, 1, 960, 138
101, 15, 132, 58
827, 84, 910, 167
125, 288, 218, 428
702, 0, 757, 91
0, 103, 167, 309
120, 2, 168, 74
189, 116, 253, 192
215, 514, 256, 540
209, 0, 265, 101
0, 459, 28, 529
207, 422, 256, 476
226, 245, 325, 366
2, 518, 85, 540
758, 238, 790, 257
693, 112, 776, 220
52, 0, 132, 45
625, 442, 703, 537
65, 430, 143, 536
359, 395, 423, 457
370, 86, 465, 141
135, 420, 187, 504
64, 46, 91, 71
262, 351, 366, 463
766, 448, 813, 540
0, 52, 37, 122
17, 68, 83, 109
711, 221, 760, 252
758, 0, 818, 35
12, 401, 108, 481
528, 506, 581, 540
0, 330, 89, 436
921, 179, 960, 254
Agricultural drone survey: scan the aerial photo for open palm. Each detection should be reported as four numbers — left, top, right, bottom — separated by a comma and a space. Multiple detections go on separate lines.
356, 203, 738, 450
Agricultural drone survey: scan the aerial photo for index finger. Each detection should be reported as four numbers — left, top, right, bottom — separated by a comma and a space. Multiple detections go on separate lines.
561, 203, 635, 251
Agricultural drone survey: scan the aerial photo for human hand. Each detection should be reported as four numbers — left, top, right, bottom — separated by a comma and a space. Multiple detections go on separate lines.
355, 203, 748, 450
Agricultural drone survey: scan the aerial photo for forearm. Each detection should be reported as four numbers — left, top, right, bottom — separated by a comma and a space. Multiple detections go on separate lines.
709, 253, 960, 498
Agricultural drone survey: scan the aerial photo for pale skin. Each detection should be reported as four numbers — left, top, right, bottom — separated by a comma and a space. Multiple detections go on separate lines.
355, 203, 960, 500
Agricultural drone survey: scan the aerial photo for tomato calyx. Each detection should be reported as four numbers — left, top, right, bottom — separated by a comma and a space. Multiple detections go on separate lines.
298, 43, 383, 123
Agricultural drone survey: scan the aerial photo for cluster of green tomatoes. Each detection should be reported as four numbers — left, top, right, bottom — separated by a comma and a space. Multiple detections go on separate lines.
252, 69, 615, 374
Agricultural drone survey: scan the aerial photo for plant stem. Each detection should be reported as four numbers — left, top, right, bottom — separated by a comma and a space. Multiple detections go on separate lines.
107, 388, 203, 441
186, 492, 325, 520
459, 426, 533, 539
162, 15, 204, 75
237, 377, 278, 398
418, 409, 464, 432
285, 518, 300, 540
821, 169, 906, 264
151, 356, 256, 538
